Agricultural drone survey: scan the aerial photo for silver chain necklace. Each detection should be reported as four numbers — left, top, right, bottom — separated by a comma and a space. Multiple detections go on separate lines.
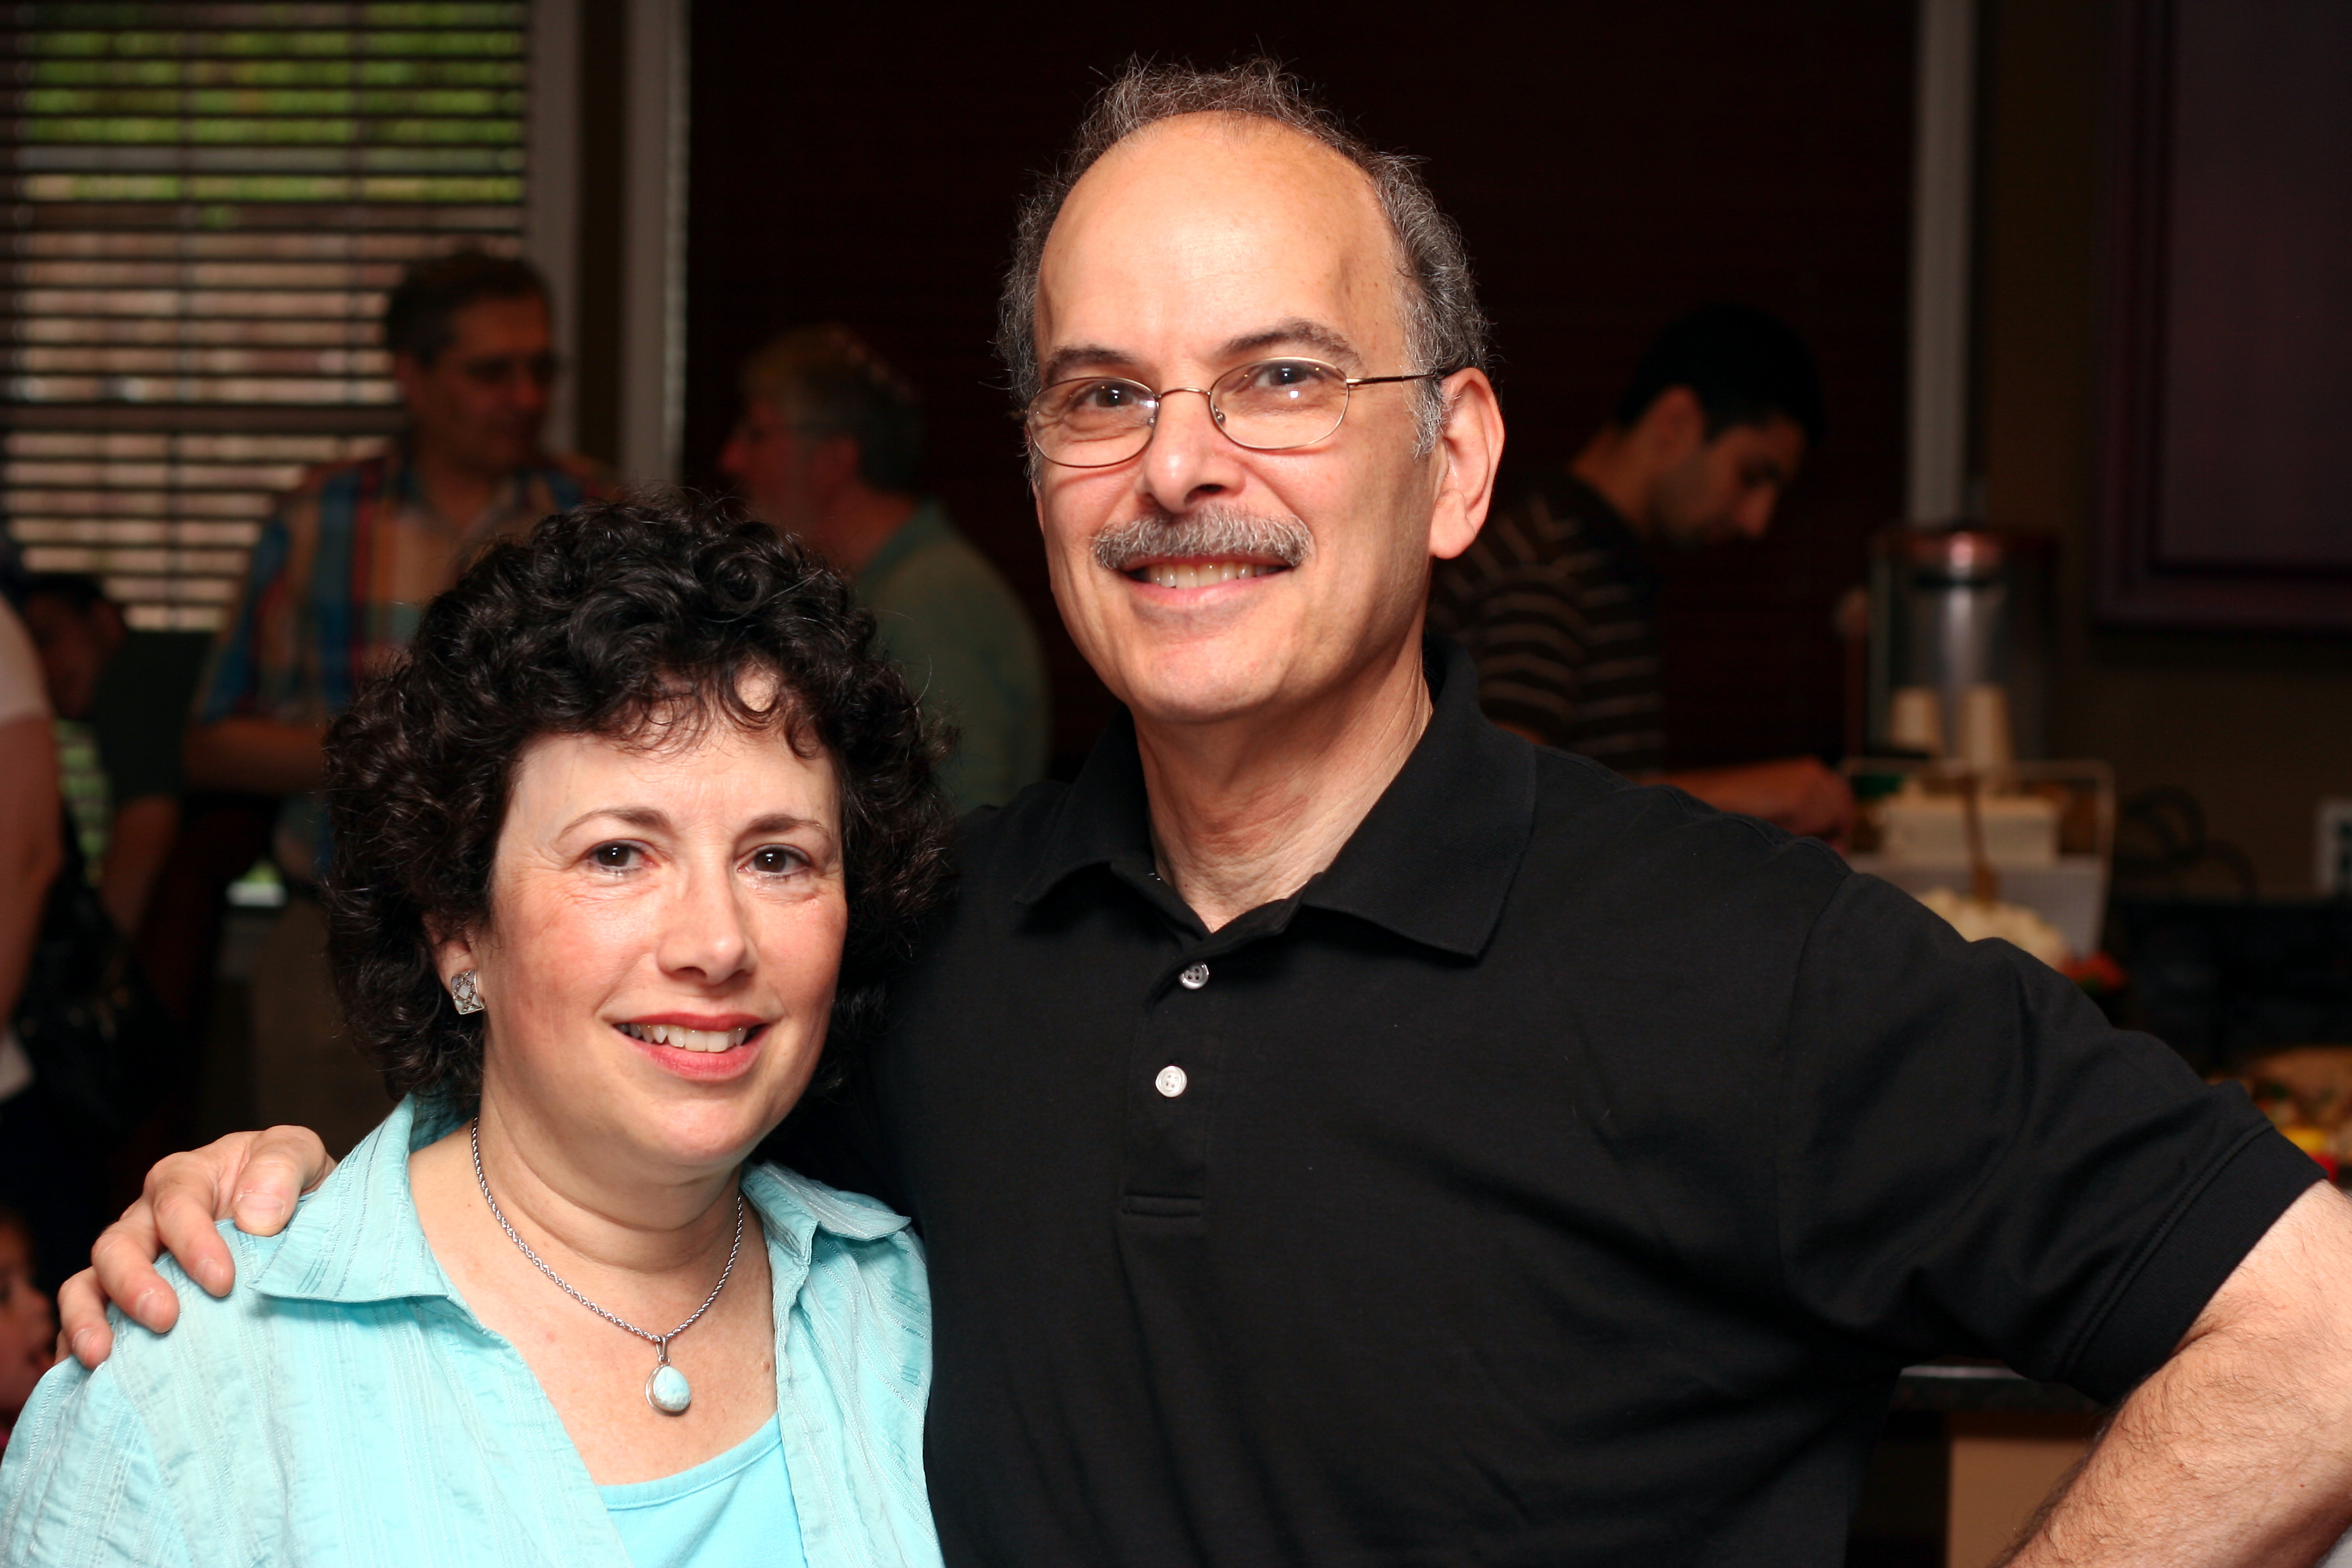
470, 1118, 745, 1416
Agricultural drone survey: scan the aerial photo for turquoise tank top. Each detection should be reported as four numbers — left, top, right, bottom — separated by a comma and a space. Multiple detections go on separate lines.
599, 1414, 804, 1568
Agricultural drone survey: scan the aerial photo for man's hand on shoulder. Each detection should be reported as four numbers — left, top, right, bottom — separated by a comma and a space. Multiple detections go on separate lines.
58, 1126, 335, 1368
1659, 756, 1855, 842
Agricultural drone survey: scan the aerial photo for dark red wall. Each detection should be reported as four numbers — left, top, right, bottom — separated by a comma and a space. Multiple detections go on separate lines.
683, 4, 1915, 772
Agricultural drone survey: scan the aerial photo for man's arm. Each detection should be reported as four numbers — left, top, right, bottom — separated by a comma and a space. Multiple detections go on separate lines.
1, 715, 63, 1022
180, 495, 322, 798
97, 794, 178, 936
181, 715, 325, 796
1656, 756, 1853, 840
2001, 1181, 2352, 1567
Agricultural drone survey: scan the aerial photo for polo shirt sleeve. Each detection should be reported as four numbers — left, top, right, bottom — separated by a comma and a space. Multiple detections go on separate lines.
1771, 871, 2319, 1403
0, 1360, 196, 1566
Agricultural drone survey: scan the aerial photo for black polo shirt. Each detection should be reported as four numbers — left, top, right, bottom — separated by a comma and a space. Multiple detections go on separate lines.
786, 638, 2315, 1567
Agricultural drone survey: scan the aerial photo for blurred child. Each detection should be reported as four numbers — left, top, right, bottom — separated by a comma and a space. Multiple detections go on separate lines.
0, 1203, 56, 1456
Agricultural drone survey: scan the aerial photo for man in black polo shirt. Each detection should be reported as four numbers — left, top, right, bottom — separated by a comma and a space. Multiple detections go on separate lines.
66, 61, 2352, 1568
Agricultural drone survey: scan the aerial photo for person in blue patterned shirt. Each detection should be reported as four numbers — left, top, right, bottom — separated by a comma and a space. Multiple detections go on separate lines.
188, 250, 608, 1154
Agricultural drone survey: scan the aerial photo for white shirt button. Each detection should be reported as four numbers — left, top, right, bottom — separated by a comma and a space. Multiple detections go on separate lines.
1154, 1065, 1188, 1098
1179, 963, 1210, 990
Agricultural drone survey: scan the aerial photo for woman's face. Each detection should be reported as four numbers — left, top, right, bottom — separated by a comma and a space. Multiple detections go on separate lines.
440, 697, 849, 1175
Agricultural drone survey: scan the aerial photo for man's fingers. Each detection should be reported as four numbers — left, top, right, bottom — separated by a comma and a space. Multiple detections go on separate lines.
231, 1125, 334, 1234
88, 1218, 182, 1341
149, 1171, 240, 1297
56, 1267, 118, 1368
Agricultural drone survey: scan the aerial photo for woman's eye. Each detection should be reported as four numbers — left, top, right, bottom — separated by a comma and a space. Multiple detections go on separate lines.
750, 845, 808, 876
591, 843, 640, 870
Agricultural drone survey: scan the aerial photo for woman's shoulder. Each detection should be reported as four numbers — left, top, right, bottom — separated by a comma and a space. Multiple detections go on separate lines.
0, 1222, 286, 1564
0, 1352, 194, 1565
745, 1160, 917, 1246
100, 1220, 301, 1377
745, 1162, 928, 1301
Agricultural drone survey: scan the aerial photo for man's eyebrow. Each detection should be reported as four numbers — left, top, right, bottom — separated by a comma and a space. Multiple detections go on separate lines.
1037, 342, 1141, 388
1215, 318, 1362, 368
1036, 319, 1367, 391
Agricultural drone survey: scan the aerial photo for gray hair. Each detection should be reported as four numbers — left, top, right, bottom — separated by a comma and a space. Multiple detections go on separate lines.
996, 59, 1490, 459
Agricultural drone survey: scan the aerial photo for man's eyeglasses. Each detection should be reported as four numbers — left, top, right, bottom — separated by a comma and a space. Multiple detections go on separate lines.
1024, 358, 1452, 469
459, 351, 560, 389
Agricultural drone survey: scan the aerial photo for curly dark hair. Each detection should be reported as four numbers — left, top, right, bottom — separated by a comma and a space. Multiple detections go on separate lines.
321, 494, 956, 1114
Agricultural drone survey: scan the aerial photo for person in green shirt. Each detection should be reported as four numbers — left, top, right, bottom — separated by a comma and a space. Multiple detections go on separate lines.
720, 325, 1049, 813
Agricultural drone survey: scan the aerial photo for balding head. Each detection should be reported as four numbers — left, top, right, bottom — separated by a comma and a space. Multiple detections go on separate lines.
998, 59, 1488, 453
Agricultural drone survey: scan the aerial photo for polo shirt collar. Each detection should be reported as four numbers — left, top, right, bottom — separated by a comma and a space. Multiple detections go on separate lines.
1013, 635, 1535, 958
253, 1096, 911, 1307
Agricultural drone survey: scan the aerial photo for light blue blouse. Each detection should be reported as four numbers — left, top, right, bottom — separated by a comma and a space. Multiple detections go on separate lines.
0, 1097, 942, 1568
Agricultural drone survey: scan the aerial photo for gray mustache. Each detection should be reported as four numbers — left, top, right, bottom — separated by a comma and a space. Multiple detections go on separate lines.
1090, 507, 1315, 574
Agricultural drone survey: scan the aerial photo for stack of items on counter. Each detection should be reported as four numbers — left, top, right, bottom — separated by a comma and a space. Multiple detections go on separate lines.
2232, 1048, 2352, 1182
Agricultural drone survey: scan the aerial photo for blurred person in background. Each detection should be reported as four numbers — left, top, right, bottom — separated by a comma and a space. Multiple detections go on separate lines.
18, 574, 205, 938
0, 593, 84, 1296
721, 325, 1048, 812
183, 249, 608, 1156
0, 1204, 56, 1458
1429, 304, 1852, 838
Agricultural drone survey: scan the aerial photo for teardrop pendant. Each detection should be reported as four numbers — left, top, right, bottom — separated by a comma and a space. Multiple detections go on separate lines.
646, 1349, 692, 1415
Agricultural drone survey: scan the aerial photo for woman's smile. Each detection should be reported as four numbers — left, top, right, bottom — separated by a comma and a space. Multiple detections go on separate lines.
614, 1013, 774, 1082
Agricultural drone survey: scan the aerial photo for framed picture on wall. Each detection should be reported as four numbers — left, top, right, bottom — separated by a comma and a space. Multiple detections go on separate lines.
2096, 0, 2352, 631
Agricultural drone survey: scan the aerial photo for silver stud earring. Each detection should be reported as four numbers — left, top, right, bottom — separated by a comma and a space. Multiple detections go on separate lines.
450, 970, 484, 1015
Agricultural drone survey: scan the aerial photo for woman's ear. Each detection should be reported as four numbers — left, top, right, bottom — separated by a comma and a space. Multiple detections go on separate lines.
429, 919, 480, 993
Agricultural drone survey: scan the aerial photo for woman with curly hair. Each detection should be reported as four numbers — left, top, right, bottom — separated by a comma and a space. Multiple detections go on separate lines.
0, 497, 955, 1567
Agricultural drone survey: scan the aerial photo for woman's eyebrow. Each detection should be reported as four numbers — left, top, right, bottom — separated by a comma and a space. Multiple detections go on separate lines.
561, 804, 671, 836
744, 812, 826, 836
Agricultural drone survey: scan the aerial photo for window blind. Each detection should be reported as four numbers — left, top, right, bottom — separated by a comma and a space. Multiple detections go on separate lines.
2, 1, 530, 630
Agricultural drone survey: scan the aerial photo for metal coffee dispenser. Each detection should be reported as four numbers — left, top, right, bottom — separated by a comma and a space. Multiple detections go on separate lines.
1865, 527, 2054, 766
1846, 527, 2112, 966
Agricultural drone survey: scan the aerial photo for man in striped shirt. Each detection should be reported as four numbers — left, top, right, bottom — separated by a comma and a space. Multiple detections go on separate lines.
1428, 304, 1850, 837
186, 250, 606, 1152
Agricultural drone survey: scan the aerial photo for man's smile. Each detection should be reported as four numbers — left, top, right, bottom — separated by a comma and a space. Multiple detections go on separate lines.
1124, 558, 1290, 589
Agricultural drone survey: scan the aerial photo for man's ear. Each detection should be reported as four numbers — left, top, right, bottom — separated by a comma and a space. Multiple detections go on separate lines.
808, 434, 862, 497
1428, 368, 1505, 563
391, 349, 427, 405
1637, 385, 1708, 465
95, 600, 128, 658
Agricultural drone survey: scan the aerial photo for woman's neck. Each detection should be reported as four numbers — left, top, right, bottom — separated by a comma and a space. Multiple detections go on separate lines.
407, 1086, 781, 1485
466, 1090, 741, 1281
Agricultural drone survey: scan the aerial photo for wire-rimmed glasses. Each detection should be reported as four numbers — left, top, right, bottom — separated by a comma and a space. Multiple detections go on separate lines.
1024, 357, 1452, 469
